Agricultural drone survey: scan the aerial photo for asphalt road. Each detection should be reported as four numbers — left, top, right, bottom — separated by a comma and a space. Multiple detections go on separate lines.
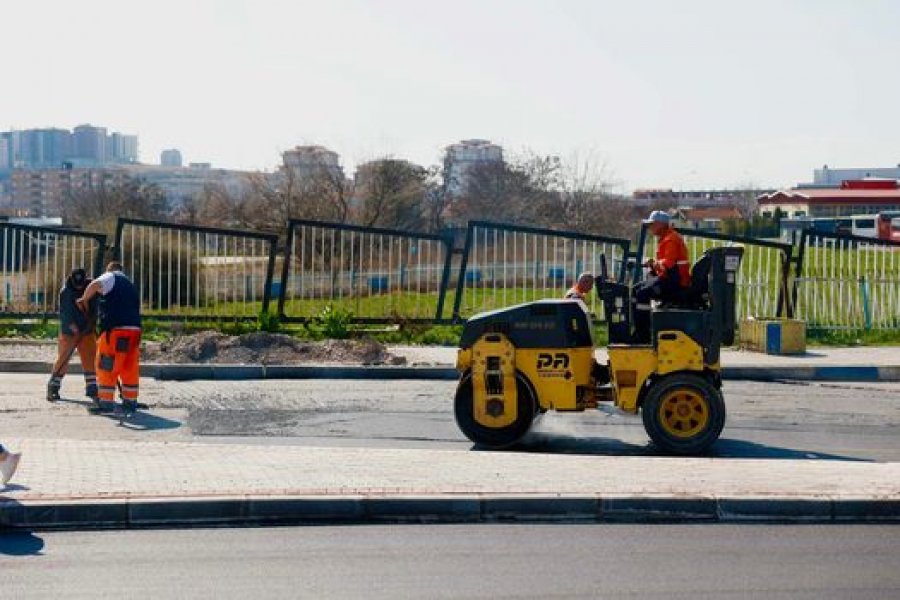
3, 376, 899, 461
1, 525, 898, 599
176, 379, 900, 462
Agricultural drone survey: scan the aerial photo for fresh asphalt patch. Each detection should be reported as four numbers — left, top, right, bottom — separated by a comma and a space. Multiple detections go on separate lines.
160, 379, 900, 462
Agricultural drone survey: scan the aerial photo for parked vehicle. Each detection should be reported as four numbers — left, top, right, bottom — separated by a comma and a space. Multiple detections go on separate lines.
876, 211, 900, 242
780, 213, 899, 242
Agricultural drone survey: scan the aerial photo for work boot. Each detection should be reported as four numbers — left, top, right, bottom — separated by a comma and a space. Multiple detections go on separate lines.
85, 383, 98, 399
46, 380, 61, 402
121, 399, 139, 414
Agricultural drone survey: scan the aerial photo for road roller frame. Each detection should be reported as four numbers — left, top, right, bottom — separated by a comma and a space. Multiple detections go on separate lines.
454, 246, 744, 454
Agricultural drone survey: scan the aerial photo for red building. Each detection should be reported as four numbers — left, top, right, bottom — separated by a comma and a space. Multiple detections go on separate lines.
757, 179, 900, 218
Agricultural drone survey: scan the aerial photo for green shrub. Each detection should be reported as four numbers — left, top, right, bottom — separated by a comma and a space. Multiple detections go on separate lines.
317, 305, 354, 339
220, 318, 256, 336
258, 310, 281, 333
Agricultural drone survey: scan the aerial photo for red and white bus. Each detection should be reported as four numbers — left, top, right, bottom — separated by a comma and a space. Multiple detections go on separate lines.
875, 211, 900, 242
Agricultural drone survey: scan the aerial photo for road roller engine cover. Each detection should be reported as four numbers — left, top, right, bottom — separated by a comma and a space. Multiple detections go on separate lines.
454, 245, 744, 455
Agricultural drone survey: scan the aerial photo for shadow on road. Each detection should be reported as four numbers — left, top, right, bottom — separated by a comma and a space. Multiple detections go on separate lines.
494, 433, 872, 462
710, 438, 871, 462
50, 398, 181, 431
0, 530, 45, 556
100, 410, 182, 432
51, 396, 96, 409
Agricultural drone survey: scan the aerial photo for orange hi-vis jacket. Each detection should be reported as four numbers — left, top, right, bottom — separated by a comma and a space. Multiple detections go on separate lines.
654, 229, 691, 288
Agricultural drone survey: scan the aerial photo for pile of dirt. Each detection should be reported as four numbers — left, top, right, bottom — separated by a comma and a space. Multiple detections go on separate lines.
142, 331, 407, 365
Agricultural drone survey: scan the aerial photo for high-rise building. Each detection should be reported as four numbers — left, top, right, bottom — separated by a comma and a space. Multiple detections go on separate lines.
73, 124, 108, 165
0, 132, 17, 168
160, 149, 183, 167
443, 139, 503, 197
121, 135, 138, 163
0, 138, 9, 170
106, 132, 138, 163
0, 125, 138, 169
281, 145, 343, 180
18, 128, 72, 168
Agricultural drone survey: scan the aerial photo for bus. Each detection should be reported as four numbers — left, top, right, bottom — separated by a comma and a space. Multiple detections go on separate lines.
779, 214, 899, 242
876, 211, 900, 242
851, 215, 878, 238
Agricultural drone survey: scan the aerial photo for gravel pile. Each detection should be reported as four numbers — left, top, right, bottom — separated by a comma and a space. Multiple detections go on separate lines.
142, 331, 407, 365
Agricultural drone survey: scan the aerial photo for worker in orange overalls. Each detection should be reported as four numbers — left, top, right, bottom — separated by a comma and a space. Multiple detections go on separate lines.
78, 262, 142, 413
47, 268, 99, 404
633, 211, 691, 342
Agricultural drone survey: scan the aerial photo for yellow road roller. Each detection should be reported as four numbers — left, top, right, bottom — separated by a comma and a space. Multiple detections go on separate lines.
454, 246, 744, 454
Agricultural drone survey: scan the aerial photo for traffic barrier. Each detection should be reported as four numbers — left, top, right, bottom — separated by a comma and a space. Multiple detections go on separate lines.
115, 218, 277, 320
452, 220, 631, 322
279, 219, 454, 323
795, 231, 900, 330
0, 223, 106, 318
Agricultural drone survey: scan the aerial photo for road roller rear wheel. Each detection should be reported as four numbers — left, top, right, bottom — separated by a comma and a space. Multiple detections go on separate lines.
454, 371, 536, 449
641, 373, 725, 455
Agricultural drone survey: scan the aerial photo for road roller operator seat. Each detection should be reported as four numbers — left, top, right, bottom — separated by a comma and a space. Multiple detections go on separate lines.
661, 251, 714, 310
597, 246, 743, 348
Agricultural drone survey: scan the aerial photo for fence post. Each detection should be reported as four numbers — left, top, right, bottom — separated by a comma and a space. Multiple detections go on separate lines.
94, 236, 109, 278
860, 275, 872, 331
632, 224, 649, 284
792, 229, 809, 321
278, 222, 296, 320
435, 234, 454, 322
451, 225, 474, 323
776, 245, 793, 318
262, 237, 278, 316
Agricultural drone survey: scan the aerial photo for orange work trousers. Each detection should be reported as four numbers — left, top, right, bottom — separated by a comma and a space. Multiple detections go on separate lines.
52, 332, 97, 379
96, 328, 142, 402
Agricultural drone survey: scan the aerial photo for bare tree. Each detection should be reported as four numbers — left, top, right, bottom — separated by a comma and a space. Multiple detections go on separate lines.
730, 185, 763, 218
169, 154, 354, 238
549, 151, 633, 238
62, 176, 168, 237
449, 152, 561, 226
354, 158, 429, 231
171, 182, 247, 227
422, 165, 453, 234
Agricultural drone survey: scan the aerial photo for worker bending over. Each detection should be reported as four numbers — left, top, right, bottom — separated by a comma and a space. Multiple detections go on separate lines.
78, 262, 142, 413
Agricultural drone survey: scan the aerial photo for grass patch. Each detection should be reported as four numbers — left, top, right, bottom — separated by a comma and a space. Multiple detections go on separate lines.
806, 328, 900, 347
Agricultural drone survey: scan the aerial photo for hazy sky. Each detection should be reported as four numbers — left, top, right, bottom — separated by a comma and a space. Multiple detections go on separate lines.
4, 0, 898, 191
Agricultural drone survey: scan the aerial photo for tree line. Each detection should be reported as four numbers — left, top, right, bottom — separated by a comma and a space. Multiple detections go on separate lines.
60, 151, 732, 241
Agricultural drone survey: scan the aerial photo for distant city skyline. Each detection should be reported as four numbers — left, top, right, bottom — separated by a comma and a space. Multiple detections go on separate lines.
3, 0, 899, 192
0, 124, 137, 169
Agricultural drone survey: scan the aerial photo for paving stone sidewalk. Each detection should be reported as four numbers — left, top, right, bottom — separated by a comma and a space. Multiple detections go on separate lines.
0, 436, 897, 501
1, 437, 898, 527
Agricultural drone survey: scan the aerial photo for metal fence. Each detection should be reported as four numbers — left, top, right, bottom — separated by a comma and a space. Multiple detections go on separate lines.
5, 216, 898, 332
0, 223, 106, 318
279, 219, 454, 323
640, 228, 794, 321
795, 231, 900, 330
452, 221, 631, 322
115, 218, 278, 320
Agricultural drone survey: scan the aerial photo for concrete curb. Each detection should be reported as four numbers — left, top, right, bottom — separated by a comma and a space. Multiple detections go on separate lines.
2, 495, 897, 530
723, 365, 900, 382
0, 360, 898, 382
